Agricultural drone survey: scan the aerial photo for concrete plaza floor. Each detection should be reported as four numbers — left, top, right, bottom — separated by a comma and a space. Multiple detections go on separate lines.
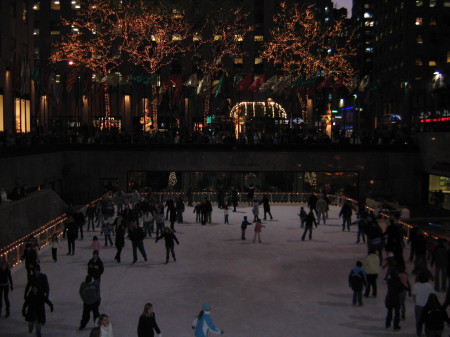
2, 204, 446, 337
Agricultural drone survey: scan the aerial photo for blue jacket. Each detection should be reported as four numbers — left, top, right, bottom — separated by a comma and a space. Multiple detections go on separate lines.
192, 311, 222, 337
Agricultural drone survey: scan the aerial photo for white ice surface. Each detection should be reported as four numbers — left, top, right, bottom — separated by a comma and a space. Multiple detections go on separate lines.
2, 204, 446, 337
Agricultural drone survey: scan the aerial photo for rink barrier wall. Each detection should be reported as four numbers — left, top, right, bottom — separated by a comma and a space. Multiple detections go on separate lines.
0, 192, 430, 269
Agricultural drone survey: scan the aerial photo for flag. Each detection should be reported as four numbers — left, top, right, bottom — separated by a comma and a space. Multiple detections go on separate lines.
259, 75, 278, 93
249, 75, 265, 94
237, 73, 253, 92
214, 74, 226, 98
184, 73, 198, 87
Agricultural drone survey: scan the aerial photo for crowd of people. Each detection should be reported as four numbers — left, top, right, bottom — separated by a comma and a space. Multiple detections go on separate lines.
2, 189, 450, 336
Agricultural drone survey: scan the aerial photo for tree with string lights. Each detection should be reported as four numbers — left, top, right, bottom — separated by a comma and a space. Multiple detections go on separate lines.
50, 0, 126, 127
193, 7, 253, 126
120, 1, 191, 131
261, 2, 355, 123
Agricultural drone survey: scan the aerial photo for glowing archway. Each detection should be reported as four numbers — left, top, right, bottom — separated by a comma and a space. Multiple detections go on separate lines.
230, 101, 287, 138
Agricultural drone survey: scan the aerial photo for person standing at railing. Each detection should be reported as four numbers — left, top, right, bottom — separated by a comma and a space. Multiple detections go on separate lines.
0, 261, 13, 318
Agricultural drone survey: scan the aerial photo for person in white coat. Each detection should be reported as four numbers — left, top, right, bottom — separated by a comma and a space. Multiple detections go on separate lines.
99, 314, 113, 337
192, 303, 223, 337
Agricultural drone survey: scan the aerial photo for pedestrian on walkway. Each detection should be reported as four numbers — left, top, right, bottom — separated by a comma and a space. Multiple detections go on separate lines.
348, 261, 367, 306
137, 303, 162, 337
398, 266, 411, 320
24, 265, 49, 300
155, 227, 179, 264
101, 219, 113, 247
154, 205, 165, 236
240, 216, 252, 240
316, 197, 327, 225
192, 303, 224, 337
252, 201, 259, 222
21, 243, 39, 279
86, 204, 96, 232
98, 314, 113, 337
431, 239, 447, 292
301, 211, 317, 241
79, 275, 100, 330
50, 234, 61, 262
339, 202, 353, 232
142, 211, 154, 238
252, 219, 265, 243
385, 270, 405, 331
65, 215, 78, 255
129, 221, 148, 263
0, 261, 13, 318
22, 285, 53, 337
223, 206, 229, 224
176, 197, 185, 224
413, 271, 435, 337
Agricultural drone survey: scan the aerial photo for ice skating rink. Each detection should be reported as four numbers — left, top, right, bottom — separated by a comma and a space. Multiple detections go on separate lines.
3, 204, 444, 337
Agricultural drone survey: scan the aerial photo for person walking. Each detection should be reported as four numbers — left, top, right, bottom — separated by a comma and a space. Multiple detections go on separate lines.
129, 222, 148, 263
192, 303, 224, 337
431, 239, 448, 292
24, 265, 49, 300
307, 193, 318, 216
114, 224, 125, 263
419, 293, 450, 337
398, 266, 411, 320
339, 202, 353, 232
348, 261, 367, 306
21, 243, 39, 279
101, 218, 114, 247
301, 211, 318, 241
65, 215, 78, 255
137, 303, 162, 337
22, 285, 53, 337
79, 275, 101, 330
413, 271, 435, 337
298, 206, 307, 228
252, 219, 265, 243
240, 216, 252, 240
0, 261, 13, 318
88, 250, 104, 281
259, 195, 273, 220
231, 187, 238, 212
176, 197, 185, 224
86, 204, 97, 232
50, 234, 61, 262
363, 249, 380, 298
155, 227, 179, 264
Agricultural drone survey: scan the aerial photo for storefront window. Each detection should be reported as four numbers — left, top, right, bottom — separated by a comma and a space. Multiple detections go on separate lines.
429, 175, 450, 209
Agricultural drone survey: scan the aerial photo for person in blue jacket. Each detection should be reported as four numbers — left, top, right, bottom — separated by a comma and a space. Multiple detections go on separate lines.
192, 303, 224, 337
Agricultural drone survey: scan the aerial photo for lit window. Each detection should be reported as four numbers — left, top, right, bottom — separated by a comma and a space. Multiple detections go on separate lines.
71, 0, 81, 10
50, 30, 60, 35
214, 35, 222, 41
447, 51, 450, 63
33, 28, 39, 35
22, 2, 28, 24
254, 35, 263, 42
415, 17, 423, 25
416, 58, 423, 66
234, 35, 243, 42
444, 1, 450, 7
416, 0, 423, 6
416, 34, 423, 44
429, 60, 437, 66
172, 8, 183, 18
71, 26, 80, 34
51, 0, 60, 10
254, 58, 262, 64
365, 47, 373, 53
33, 2, 39, 10
172, 34, 182, 41
55, 74, 61, 83
430, 0, 436, 7
364, 12, 372, 18
234, 58, 243, 64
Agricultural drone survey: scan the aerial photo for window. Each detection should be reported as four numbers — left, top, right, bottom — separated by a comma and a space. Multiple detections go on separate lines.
430, 0, 436, 7
51, 1, 60, 10
234, 58, 243, 64
33, 28, 39, 36
193, 33, 202, 42
416, 34, 423, 44
50, 21, 60, 35
254, 58, 262, 64
55, 74, 61, 83
71, 0, 80, 10
416, 58, 423, 66
33, 2, 39, 10
429, 60, 437, 66
445, 1, 450, 7
22, 1, 28, 24
415, 17, 423, 25
0, 94, 3, 132
214, 35, 222, 41
416, 0, 423, 6
254, 35, 263, 42
447, 51, 450, 63
234, 35, 243, 42
172, 34, 182, 41
364, 12, 372, 18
